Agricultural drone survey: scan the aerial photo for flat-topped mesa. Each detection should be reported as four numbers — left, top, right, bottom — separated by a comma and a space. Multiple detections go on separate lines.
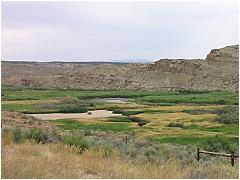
206, 45, 239, 62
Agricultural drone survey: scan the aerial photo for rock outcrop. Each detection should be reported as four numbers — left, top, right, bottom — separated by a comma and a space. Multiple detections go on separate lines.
1, 45, 239, 91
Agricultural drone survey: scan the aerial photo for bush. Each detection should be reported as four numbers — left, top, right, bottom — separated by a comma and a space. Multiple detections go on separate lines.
84, 130, 92, 136
184, 106, 239, 124
202, 135, 238, 153
166, 122, 184, 128
11, 128, 60, 144
112, 109, 124, 114
13, 128, 24, 143
138, 121, 147, 127
62, 135, 89, 153
122, 110, 143, 116
183, 109, 209, 115
214, 106, 238, 124
25, 129, 48, 143
59, 106, 87, 113
101, 145, 114, 157
128, 116, 143, 123
108, 117, 132, 122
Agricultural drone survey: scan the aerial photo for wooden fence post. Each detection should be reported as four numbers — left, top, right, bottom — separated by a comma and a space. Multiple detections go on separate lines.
196, 149, 238, 166
197, 148, 200, 161
231, 151, 235, 166
125, 136, 128, 145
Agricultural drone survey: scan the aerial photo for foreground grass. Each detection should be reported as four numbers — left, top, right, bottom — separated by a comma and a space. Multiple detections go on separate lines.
2, 128, 239, 178
2, 141, 238, 179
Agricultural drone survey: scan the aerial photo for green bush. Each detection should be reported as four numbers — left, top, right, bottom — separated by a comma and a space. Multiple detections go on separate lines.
62, 135, 89, 153
215, 106, 238, 124
122, 110, 143, 116
166, 122, 184, 128
138, 121, 147, 127
183, 106, 239, 124
202, 135, 238, 153
84, 130, 92, 136
108, 117, 132, 122
59, 106, 87, 113
183, 109, 210, 115
128, 116, 143, 122
112, 109, 124, 114
11, 128, 59, 144
25, 129, 47, 143
102, 145, 114, 157
13, 128, 24, 143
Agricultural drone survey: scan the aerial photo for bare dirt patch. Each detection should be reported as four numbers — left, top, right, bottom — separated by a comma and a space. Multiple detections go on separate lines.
28, 110, 122, 120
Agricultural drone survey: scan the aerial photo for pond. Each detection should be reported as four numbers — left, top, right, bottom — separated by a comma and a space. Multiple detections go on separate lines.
91, 98, 130, 104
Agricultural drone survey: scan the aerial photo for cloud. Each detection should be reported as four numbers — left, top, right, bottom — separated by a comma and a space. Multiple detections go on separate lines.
1, 1, 239, 61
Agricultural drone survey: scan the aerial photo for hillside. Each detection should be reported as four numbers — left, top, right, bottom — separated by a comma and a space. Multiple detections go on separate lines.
1, 45, 239, 91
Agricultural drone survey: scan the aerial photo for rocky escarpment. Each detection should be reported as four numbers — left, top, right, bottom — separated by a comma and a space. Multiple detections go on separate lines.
206, 45, 239, 62
1, 45, 239, 91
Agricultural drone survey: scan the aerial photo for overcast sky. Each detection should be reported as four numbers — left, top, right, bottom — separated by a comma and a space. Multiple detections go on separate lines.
1, 1, 239, 62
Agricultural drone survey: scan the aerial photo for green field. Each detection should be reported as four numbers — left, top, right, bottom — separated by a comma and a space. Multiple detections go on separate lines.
1, 86, 239, 152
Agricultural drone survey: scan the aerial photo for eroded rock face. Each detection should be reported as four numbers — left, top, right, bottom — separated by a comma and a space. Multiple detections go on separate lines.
1, 45, 239, 91
206, 45, 239, 62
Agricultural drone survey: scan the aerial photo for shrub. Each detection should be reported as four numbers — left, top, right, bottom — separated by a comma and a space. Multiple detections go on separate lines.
59, 106, 87, 113
214, 106, 238, 124
112, 109, 124, 114
105, 106, 120, 111
138, 121, 147, 127
84, 130, 92, 136
202, 135, 238, 153
183, 109, 209, 115
166, 122, 184, 128
25, 129, 48, 143
108, 117, 132, 122
13, 128, 24, 143
129, 116, 142, 122
122, 110, 143, 116
101, 145, 114, 157
11, 128, 60, 144
62, 135, 89, 153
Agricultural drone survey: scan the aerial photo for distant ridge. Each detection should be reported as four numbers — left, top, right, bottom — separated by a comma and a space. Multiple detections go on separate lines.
2, 59, 152, 64
2, 61, 131, 65
1, 45, 238, 91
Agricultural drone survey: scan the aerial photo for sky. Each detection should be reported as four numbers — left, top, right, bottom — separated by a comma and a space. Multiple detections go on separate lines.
1, 1, 239, 62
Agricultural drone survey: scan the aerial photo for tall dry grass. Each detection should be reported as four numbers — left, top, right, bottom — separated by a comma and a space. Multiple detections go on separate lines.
2, 136, 238, 179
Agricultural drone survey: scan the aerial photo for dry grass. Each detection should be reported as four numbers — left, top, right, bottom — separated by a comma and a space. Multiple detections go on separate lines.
143, 105, 223, 112
1, 135, 238, 179
133, 112, 220, 138
136, 112, 216, 123
1, 99, 61, 105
